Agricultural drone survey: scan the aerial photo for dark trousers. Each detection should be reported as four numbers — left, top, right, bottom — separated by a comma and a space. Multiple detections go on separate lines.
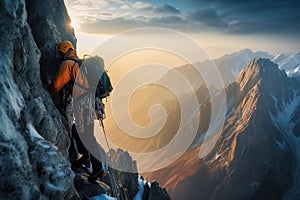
70, 124, 103, 173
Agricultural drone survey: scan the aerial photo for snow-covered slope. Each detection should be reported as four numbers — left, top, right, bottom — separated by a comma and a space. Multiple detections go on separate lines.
276, 52, 300, 77
213, 49, 300, 81
287, 65, 300, 77
272, 53, 289, 64
169, 49, 300, 89
214, 49, 272, 83
172, 49, 273, 85
216, 50, 300, 80
278, 52, 300, 70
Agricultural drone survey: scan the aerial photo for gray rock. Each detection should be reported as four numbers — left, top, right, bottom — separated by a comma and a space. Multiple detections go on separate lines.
74, 174, 109, 199
0, 109, 34, 199
149, 58, 298, 200
105, 149, 139, 199
26, 0, 76, 88
0, 0, 172, 199
28, 126, 75, 199
148, 182, 171, 200
0, 0, 77, 198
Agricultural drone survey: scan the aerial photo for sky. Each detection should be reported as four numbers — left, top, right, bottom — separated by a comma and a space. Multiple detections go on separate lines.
64, 0, 300, 58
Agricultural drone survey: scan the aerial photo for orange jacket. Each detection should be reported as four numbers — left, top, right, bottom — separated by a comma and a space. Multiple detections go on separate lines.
48, 51, 80, 94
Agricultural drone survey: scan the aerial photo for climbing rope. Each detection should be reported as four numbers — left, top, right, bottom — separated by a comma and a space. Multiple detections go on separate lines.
98, 118, 121, 199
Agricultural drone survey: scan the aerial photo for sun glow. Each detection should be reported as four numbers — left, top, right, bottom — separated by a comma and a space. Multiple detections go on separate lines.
70, 21, 80, 31
76, 32, 113, 57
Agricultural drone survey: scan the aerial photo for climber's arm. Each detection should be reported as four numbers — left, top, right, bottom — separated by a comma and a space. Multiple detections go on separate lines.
47, 62, 72, 94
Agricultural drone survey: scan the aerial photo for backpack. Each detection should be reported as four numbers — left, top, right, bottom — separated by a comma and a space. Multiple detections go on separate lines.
68, 55, 113, 99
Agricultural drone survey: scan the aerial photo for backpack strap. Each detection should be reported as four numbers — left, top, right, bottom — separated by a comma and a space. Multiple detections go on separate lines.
64, 58, 90, 92
65, 58, 83, 66
73, 81, 89, 92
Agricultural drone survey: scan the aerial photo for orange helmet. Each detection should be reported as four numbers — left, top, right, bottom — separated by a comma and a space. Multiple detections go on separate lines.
57, 41, 74, 54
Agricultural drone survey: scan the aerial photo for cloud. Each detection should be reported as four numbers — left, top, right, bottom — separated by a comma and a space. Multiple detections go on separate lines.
66, 0, 108, 10
99, 12, 112, 16
153, 5, 181, 15
225, 17, 300, 36
95, 12, 113, 20
186, 0, 300, 35
78, 13, 188, 34
67, 0, 300, 37
91, 0, 109, 8
78, 17, 145, 34
108, 0, 125, 3
120, 4, 130, 9
187, 8, 226, 28
69, 5, 90, 11
150, 15, 184, 24
133, 1, 152, 9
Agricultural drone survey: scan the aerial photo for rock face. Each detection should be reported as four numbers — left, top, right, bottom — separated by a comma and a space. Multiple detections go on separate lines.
0, 0, 76, 199
143, 182, 171, 200
0, 0, 171, 199
201, 58, 296, 200
26, 0, 77, 113
26, 0, 76, 87
145, 58, 300, 199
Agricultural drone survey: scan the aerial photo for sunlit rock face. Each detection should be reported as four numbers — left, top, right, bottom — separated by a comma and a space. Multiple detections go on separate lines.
146, 58, 300, 200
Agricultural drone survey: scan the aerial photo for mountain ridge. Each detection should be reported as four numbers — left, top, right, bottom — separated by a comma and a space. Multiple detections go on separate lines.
145, 57, 300, 199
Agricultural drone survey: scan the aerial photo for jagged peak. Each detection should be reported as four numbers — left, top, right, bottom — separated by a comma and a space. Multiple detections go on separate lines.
225, 48, 254, 58
272, 53, 288, 63
238, 49, 271, 58
294, 51, 300, 59
219, 48, 271, 62
237, 58, 286, 92
238, 48, 253, 54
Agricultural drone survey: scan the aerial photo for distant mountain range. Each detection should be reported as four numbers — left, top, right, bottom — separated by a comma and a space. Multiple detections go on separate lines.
144, 54, 300, 199
215, 49, 300, 81
173, 49, 300, 85
272, 52, 300, 77
105, 48, 300, 199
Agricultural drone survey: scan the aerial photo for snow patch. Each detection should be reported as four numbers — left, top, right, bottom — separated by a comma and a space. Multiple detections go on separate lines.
44, 181, 65, 192
27, 123, 44, 140
272, 53, 288, 64
27, 122, 57, 150
287, 65, 300, 77
90, 194, 117, 200
276, 96, 300, 131
278, 54, 300, 72
269, 93, 300, 199
270, 94, 279, 110
214, 152, 221, 160
250, 181, 260, 190
133, 177, 145, 200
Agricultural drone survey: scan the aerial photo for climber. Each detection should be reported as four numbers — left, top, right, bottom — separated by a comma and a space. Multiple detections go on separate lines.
47, 41, 106, 181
